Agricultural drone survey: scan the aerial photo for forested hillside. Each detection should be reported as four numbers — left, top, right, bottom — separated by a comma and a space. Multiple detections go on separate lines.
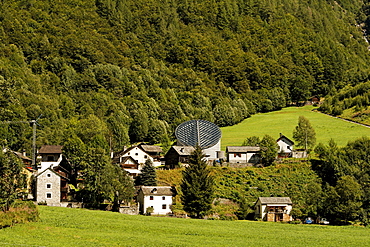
1, 0, 370, 154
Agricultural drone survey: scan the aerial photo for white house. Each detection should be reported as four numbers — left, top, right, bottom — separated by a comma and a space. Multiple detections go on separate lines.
276, 134, 294, 157
254, 197, 293, 222
113, 145, 162, 169
136, 186, 175, 215
226, 146, 261, 164
117, 156, 141, 178
37, 145, 63, 172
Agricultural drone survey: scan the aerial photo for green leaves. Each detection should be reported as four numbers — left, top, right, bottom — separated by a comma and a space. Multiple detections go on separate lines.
293, 116, 316, 150
0, 151, 27, 211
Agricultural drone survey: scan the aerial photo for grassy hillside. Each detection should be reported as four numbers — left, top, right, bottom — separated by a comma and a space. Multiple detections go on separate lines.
0, 206, 368, 247
1, 0, 370, 153
221, 106, 370, 150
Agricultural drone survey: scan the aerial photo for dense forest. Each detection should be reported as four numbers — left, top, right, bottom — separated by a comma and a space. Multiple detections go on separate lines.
1, 0, 370, 154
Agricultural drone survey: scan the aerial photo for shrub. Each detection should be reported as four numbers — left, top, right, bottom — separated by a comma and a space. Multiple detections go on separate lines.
0, 200, 39, 228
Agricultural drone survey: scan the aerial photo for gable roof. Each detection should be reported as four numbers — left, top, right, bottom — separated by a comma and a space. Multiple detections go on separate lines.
257, 197, 292, 205
36, 167, 69, 181
139, 144, 162, 153
226, 146, 260, 153
12, 151, 32, 161
38, 145, 63, 154
171, 146, 195, 156
139, 186, 175, 196
119, 156, 140, 165
276, 134, 294, 145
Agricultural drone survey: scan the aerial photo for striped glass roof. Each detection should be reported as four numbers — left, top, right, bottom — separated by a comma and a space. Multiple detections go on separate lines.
175, 120, 221, 149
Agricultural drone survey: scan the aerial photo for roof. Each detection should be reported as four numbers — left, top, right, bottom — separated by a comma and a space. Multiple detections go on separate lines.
12, 151, 32, 161
139, 145, 162, 153
139, 186, 175, 196
38, 145, 63, 154
119, 156, 140, 165
226, 146, 260, 153
276, 134, 294, 145
36, 167, 69, 181
171, 146, 195, 156
257, 197, 292, 205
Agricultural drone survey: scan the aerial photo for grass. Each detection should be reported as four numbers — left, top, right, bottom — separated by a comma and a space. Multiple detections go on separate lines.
0, 206, 369, 246
221, 106, 370, 150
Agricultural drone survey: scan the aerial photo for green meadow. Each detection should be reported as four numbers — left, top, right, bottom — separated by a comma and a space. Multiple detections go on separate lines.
0, 206, 369, 247
221, 106, 370, 150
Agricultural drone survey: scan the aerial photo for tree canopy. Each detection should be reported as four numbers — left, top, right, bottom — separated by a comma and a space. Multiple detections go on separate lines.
0, 0, 370, 155
293, 116, 316, 150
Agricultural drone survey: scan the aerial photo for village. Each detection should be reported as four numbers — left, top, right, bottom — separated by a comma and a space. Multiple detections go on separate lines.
10, 119, 310, 223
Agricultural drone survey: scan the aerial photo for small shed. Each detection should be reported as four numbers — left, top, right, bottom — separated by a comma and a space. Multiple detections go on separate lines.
254, 197, 293, 222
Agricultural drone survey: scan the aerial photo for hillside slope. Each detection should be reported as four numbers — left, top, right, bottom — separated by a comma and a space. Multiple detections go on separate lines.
0, 0, 370, 153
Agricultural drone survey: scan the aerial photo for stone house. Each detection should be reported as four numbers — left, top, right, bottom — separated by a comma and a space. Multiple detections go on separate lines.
254, 197, 293, 222
136, 186, 176, 215
36, 167, 69, 206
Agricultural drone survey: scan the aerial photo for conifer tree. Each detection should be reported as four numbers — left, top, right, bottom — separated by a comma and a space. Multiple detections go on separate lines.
181, 145, 214, 218
134, 159, 157, 186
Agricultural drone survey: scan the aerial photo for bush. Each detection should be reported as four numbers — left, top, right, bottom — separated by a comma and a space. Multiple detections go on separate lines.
0, 200, 39, 228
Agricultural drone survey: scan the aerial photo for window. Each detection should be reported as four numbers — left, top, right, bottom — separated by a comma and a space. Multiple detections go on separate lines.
234, 153, 241, 158
144, 155, 148, 159
135, 153, 138, 156
47, 155, 55, 161
162, 204, 167, 209
47, 173, 51, 177
46, 184, 51, 189
46, 193, 52, 199
150, 196, 154, 200
162, 196, 165, 200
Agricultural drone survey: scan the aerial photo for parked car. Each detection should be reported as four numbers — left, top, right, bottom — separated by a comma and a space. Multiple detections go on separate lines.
319, 218, 330, 225
304, 217, 313, 224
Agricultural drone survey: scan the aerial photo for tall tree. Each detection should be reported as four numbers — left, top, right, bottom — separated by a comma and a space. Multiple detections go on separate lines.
0, 151, 26, 211
77, 147, 134, 207
134, 159, 157, 186
260, 135, 279, 166
293, 116, 316, 150
181, 145, 214, 218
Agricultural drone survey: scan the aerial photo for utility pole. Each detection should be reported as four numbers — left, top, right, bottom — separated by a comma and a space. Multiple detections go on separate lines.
0, 115, 42, 167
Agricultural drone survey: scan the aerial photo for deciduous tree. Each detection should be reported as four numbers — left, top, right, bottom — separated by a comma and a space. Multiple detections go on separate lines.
0, 151, 26, 211
293, 116, 316, 150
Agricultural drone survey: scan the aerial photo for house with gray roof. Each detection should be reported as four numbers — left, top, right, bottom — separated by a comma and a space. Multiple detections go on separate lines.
226, 146, 261, 165
137, 186, 176, 215
254, 197, 293, 222
164, 146, 196, 169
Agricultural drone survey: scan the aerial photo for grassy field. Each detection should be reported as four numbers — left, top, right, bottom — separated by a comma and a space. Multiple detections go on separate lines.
0, 206, 369, 246
221, 106, 370, 150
